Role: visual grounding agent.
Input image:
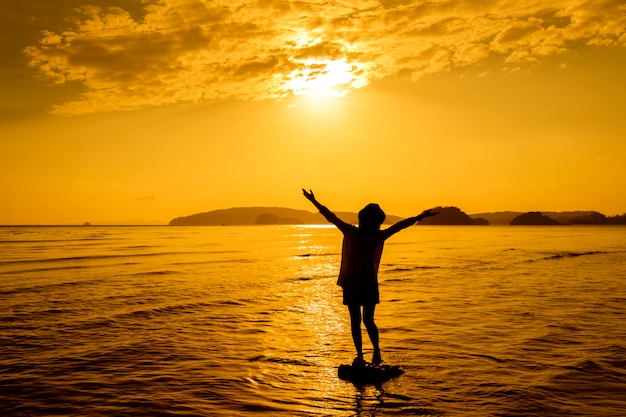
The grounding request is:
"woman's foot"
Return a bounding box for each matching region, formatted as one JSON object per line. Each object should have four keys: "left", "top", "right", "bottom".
{"left": 352, "top": 355, "right": 365, "bottom": 367}
{"left": 372, "top": 350, "right": 382, "bottom": 365}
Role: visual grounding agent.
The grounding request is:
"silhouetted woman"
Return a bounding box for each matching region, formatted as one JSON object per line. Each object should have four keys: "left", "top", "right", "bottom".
{"left": 302, "top": 189, "right": 437, "bottom": 365}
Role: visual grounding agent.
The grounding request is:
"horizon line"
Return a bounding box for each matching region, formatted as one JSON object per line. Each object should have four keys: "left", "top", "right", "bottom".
{"left": 2, "top": 206, "right": 624, "bottom": 227}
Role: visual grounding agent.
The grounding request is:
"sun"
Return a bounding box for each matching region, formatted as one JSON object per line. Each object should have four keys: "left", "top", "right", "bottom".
{"left": 280, "top": 31, "right": 371, "bottom": 100}
{"left": 284, "top": 58, "right": 370, "bottom": 98}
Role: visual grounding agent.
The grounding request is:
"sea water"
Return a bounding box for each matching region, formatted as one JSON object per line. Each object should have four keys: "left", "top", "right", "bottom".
{"left": 1, "top": 225, "right": 625, "bottom": 416}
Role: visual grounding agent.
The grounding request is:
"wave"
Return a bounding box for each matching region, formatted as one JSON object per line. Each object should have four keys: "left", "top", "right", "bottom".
{"left": 293, "top": 252, "right": 339, "bottom": 258}
{"left": 54, "top": 301, "right": 224, "bottom": 331}
{"left": 284, "top": 275, "right": 333, "bottom": 283}
{"left": 248, "top": 354, "right": 315, "bottom": 367}
{"left": 0, "top": 251, "right": 200, "bottom": 267}
{"left": 171, "top": 256, "right": 254, "bottom": 266}
{"left": 0, "top": 276, "right": 110, "bottom": 296}
{"left": 113, "top": 302, "right": 213, "bottom": 320}
{"left": 0, "top": 264, "right": 96, "bottom": 277}
{"left": 0, "top": 248, "right": 243, "bottom": 266}
{"left": 385, "top": 265, "right": 441, "bottom": 273}
{"left": 129, "top": 270, "right": 180, "bottom": 277}
{"left": 525, "top": 250, "right": 613, "bottom": 263}
{"left": 0, "top": 237, "right": 112, "bottom": 244}
{"left": 544, "top": 250, "right": 606, "bottom": 260}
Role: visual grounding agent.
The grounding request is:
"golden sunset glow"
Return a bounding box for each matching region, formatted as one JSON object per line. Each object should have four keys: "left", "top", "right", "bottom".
{"left": 1, "top": 1, "right": 626, "bottom": 224}
{"left": 282, "top": 33, "right": 369, "bottom": 97}
{"left": 285, "top": 58, "right": 368, "bottom": 97}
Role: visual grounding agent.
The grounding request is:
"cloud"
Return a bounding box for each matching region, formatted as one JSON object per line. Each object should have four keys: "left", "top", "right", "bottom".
{"left": 23, "top": 0, "right": 626, "bottom": 115}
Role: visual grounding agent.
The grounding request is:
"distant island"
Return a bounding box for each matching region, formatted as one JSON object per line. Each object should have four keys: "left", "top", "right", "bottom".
{"left": 169, "top": 206, "right": 488, "bottom": 226}
{"left": 418, "top": 206, "right": 488, "bottom": 225}
{"left": 169, "top": 207, "right": 405, "bottom": 226}
{"left": 510, "top": 212, "right": 561, "bottom": 225}
{"left": 509, "top": 211, "right": 626, "bottom": 225}
{"left": 170, "top": 207, "right": 626, "bottom": 226}
{"left": 473, "top": 210, "right": 626, "bottom": 225}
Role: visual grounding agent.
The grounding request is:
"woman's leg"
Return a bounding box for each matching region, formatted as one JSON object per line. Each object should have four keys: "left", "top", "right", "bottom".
{"left": 348, "top": 304, "right": 363, "bottom": 364}
{"left": 363, "top": 304, "right": 381, "bottom": 364}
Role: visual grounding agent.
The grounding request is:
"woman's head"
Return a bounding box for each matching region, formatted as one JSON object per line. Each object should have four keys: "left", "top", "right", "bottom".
{"left": 358, "top": 203, "right": 386, "bottom": 230}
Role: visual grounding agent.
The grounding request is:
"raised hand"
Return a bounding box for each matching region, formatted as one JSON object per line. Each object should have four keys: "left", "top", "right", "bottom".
{"left": 302, "top": 188, "right": 316, "bottom": 202}
{"left": 418, "top": 209, "right": 439, "bottom": 220}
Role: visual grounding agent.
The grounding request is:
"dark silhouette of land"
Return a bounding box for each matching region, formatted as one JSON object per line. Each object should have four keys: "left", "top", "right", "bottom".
{"left": 417, "top": 206, "right": 488, "bottom": 225}
{"left": 568, "top": 211, "right": 626, "bottom": 225}
{"left": 169, "top": 207, "right": 626, "bottom": 226}
{"left": 474, "top": 211, "right": 626, "bottom": 225}
{"left": 169, "top": 207, "right": 405, "bottom": 226}
{"left": 508, "top": 211, "right": 626, "bottom": 225}
{"left": 510, "top": 212, "right": 561, "bottom": 225}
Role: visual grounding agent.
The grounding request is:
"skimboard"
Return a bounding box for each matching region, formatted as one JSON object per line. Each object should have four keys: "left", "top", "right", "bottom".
{"left": 338, "top": 362, "right": 403, "bottom": 384}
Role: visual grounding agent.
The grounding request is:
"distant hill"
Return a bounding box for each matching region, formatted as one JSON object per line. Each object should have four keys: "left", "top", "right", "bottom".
{"left": 470, "top": 211, "right": 524, "bottom": 225}
{"left": 510, "top": 212, "right": 561, "bottom": 225}
{"left": 471, "top": 211, "right": 626, "bottom": 225}
{"left": 562, "top": 211, "right": 626, "bottom": 225}
{"left": 170, "top": 207, "right": 625, "bottom": 226}
{"left": 419, "top": 206, "right": 489, "bottom": 225}
{"left": 170, "top": 207, "right": 316, "bottom": 226}
{"left": 169, "top": 207, "right": 405, "bottom": 226}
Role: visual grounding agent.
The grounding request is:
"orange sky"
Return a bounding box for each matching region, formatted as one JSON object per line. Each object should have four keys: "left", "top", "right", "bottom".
{"left": 1, "top": 1, "right": 625, "bottom": 224}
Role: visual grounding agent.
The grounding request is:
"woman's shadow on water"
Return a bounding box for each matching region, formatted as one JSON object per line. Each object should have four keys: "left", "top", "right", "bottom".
{"left": 348, "top": 382, "right": 433, "bottom": 416}
{"left": 351, "top": 383, "right": 384, "bottom": 416}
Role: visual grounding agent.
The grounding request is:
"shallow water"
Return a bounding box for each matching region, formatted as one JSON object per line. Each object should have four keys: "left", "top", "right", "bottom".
{"left": 1, "top": 225, "right": 625, "bottom": 416}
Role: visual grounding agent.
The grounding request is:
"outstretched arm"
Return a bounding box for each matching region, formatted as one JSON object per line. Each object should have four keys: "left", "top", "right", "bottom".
{"left": 302, "top": 189, "right": 351, "bottom": 230}
{"left": 382, "top": 208, "right": 438, "bottom": 239}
